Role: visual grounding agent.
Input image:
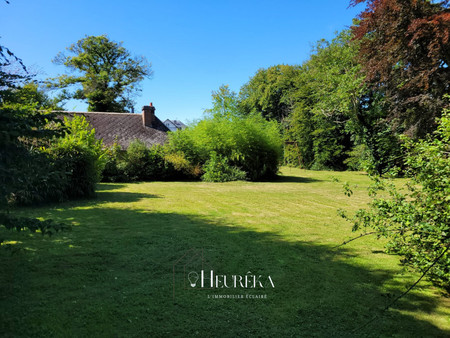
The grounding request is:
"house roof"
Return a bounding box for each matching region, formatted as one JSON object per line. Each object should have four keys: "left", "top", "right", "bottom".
{"left": 164, "top": 119, "right": 187, "bottom": 129}
{"left": 61, "top": 112, "right": 170, "bottom": 149}
{"left": 172, "top": 120, "right": 187, "bottom": 129}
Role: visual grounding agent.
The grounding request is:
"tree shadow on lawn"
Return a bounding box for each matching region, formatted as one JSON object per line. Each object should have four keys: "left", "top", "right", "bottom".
{"left": 82, "top": 184, "right": 161, "bottom": 206}
{"left": 273, "top": 175, "right": 322, "bottom": 184}
{"left": 96, "top": 183, "right": 128, "bottom": 191}
{"left": 1, "top": 206, "right": 448, "bottom": 337}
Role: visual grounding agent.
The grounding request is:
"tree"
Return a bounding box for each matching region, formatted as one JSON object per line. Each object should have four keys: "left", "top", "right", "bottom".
{"left": 239, "top": 64, "right": 302, "bottom": 122}
{"left": 341, "top": 105, "right": 450, "bottom": 291}
{"left": 204, "top": 85, "right": 240, "bottom": 119}
{"left": 50, "top": 35, "right": 152, "bottom": 112}
{"left": 1, "top": 82, "right": 63, "bottom": 110}
{"left": 281, "top": 29, "right": 404, "bottom": 173}
{"left": 351, "top": 0, "right": 450, "bottom": 136}
{"left": 0, "top": 45, "right": 30, "bottom": 90}
{"left": 0, "top": 45, "right": 68, "bottom": 239}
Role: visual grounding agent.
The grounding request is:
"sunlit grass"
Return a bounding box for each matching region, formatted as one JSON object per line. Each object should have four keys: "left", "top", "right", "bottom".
{"left": 0, "top": 167, "right": 449, "bottom": 337}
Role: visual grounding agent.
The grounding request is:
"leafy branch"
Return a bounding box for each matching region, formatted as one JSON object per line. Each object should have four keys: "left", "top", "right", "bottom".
{"left": 0, "top": 212, "right": 70, "bottom": 241}
{"left": 351, "top": 246, "right": 449, "bottom": 333}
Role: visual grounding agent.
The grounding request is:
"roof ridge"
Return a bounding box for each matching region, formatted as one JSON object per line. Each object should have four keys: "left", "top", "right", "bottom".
{"left": 55, "top": 111, "right": 137, "bottom": 116}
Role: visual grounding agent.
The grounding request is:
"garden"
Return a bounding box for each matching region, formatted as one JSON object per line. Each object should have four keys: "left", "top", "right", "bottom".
{"left": 1, "top": 168, "right": 449, "bottom": 337}
{"left": 1, "top": 0, "right": 449, "bottom": 336}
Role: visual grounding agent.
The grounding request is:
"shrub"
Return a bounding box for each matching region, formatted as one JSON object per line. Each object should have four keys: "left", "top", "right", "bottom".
{"left": 45, "top": 115, "right": 106, "bottom": 199}
{"left": 122, "top": 140, "right": 152, "bottom": 181}
{"left": 102, "top": 142, "right": 127, "bottom": 182}
{"left": 201, "top": 152, "right": 246, "bottom": 182}
{"left": 9, "top": 150, "right": 68, "bottom": 205}
{"left": 166, "top": 114, "right": 283, "bottom": 181}
{"left": 50, "top": 144, "right": 100, "bottom": 198}
{"left": 101, "top": 141, "right": 196, "bottom": 182}
{"left": 164, "top": 152, "right": 202, "bottom": 179}
{"left": 121, "top": 141, "right": 175, "bottom": 181}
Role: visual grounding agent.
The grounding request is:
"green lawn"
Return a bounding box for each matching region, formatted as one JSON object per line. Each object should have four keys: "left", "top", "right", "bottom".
{"left": 1, "top": 168, "right": 449, "bottom": 337}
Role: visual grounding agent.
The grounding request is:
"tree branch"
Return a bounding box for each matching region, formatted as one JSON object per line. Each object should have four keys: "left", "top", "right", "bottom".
{"left": 351, "top": 246, "right": 449, "bottom": 333}
{"left": 332, "top": 231, "right": 380, "bottom": 249}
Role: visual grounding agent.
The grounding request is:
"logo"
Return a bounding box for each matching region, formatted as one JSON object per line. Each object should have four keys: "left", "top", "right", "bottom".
{"left": 173, "top": 248, "right": 275, "bottom": 300}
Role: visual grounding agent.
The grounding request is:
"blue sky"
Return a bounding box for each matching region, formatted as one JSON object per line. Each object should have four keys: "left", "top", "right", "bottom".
{"left": 1, "top": 0, "right": 364, "bottom": 122}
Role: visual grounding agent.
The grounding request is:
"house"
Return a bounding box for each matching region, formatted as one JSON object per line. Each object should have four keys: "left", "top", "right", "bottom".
{"left": 62, "top": 103, "right": 169, "bottom": 149}
{"left": 163, "top": 119, "right": 187, "bottom": 132}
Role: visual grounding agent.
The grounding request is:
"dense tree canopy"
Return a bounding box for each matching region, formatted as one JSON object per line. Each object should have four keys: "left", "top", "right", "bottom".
{"left": 239, "top": 64, "right": 302, "bottom": 122}
{"left": 351, "top": 0, "right": 450, "bottom": 136}
{"left": 50, "top": 35, "right": 152, "bottom": 112}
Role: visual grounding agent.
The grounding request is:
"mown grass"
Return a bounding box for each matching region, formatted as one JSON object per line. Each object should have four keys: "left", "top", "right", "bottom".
{"left": 1, "top": 167, "right": 449, "bottom": 337}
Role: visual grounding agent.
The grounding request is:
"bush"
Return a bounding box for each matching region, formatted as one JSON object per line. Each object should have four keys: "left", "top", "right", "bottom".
{"left": 44, "top": 115, "right": 105, "bottom": 199}
{"left": 166, "top": 114, "right": 283, "bottom": 181}
{"left": 101, "top": 141, "right": 196, "bottom": 182}
{"left": 102, "top": 142, "right": 127, "bottom": 182}
{"left": 201, "top": 152, "right": 246, "bottom": 182}
{"left": 50, "top": 144, "right": 100, "bottom": 198}
{"left": 164, "top": 152, "right": 202, "bottom": 179}
{"left": 7, "top": 114, "right": 104, "bottom": 204}
{"left": 9, "top": 150, "right": 68, "bottom": 205}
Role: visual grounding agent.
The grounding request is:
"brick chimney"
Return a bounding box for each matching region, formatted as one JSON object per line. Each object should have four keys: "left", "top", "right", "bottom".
{"left": 142, "top": 102, "right": 155, "bottom": 127}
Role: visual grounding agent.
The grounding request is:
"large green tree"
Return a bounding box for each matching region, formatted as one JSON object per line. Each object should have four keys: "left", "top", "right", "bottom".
{"left": 283, "top": 31, "right": 363, "bottom": 170}
{"left": 239, "top": 64, "right": 302, "bottom": 122}
{"left": 51, "top": 35, "right": 152, "bottom": 112}
{"left": 351, "top": 0, "right": 450, "bottom": 136}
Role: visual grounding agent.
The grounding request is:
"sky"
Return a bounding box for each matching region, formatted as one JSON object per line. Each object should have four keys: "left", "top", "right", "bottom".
{"left": 0, "top": 0, "right": 364, "bottom": 123}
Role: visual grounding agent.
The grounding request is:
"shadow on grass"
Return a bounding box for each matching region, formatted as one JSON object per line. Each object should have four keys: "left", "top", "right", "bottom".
{"left": 1, "top": 205, "right": 448, "bottom": 337}
{"left": 96, "top": 183, "right": 128, "bottom": 191}
{"left": 273, "top": 175, "right": 322, "bottom": 184}
{"left": 93, "top": 190, "right": 161, "bottom": 204}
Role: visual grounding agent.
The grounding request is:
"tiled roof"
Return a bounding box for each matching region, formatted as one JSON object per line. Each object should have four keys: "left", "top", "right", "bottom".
{"left": 62, "top": 112, "right": 170, "bottom": 149}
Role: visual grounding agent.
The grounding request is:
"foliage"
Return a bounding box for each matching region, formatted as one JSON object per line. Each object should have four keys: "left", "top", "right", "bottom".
{"left": 302, "top": 30, "right": 365, "bottom": 119}
{"left": 120, "top": 140, "right": 166, "bottom": 181}
{"left": 201, "top": 151, "right": 246, "bottom": 182}
{"left": 0, "top": 213, "right": 69, "bottom": 236}
{"left": 50, "top": 35, "right": 152, "bottom": 112}
{"left": 44, "top": 115, "right": 106, "bottom": 199}
{"left": 167, "top": 90, "right": 283, "bottom": 181}
{"left": 278, "top": 29, "right": 404, "bottom": 173}
{"left": 239, "top": 65, "right": 302, "bottom": 122}
{"left": 163, "top": 152, "right": 202, "bottom": 179}
{"left": 0, "top": 45, "right": 69, "bottom": 238}
{"left": 101, "top": 141, "right": 195, "bottom": 182}
{"left": 342, "top": 109, "right": 450, "bottom": 291}
{"left": 283, "top": 31, "right": 362, "bottom": 170}
{"left": 0, "top": 44, "right": 31, "bottom": 89}
{"left": 204, "top": 85, "right": 241, "bottom": 119}
{"left": 0, "top": 99, "right": 64, "bottom": 207}
{"left": 102, "top": 142, "right": 128, "bottom": 182}
{"left": 284, "top": 104, "right": 314, "bottom": 169}
{"left": 351, "top": 0, "right": 450, "bottom": 136}
{"left": 1, "top": 82, "right": 63, "bottom": 110}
